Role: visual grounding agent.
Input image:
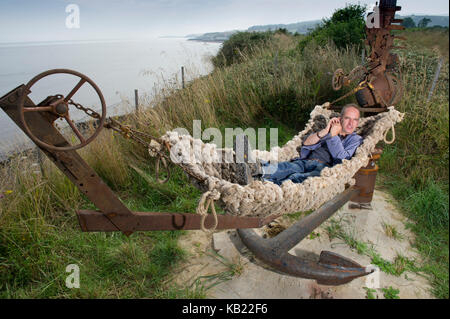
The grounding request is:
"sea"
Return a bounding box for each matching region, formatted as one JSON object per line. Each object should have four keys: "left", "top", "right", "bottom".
{"left": 0, "top": 38, "right": 221, "bottom": 161}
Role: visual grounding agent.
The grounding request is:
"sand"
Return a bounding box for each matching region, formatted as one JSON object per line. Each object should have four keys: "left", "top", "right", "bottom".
{"left": 171, "top": 190, "right": 434, "bottom": 299}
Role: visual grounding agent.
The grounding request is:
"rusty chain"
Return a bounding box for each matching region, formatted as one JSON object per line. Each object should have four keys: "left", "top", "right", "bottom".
{"left": 68, "top": 99, "right": 102, "bottom": 120}
{"left": 330, "top": 78, "right": 373, "bottom": 105}
{"left": 68, "top": 100, "right": 208, "bottom": 184}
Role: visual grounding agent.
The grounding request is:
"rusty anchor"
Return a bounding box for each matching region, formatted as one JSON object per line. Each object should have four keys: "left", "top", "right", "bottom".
{"left": 238, "top": 187, "right": 372, "bottom": 286}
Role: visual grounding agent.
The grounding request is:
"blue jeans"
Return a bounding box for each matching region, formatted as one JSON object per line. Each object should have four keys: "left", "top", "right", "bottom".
{"left": 261, "top": 159, "right": 327, "bottom": 186}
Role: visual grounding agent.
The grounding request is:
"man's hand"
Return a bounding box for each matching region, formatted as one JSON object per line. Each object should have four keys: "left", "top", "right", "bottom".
{"left": 304, "top": 117, "right": 340, "bottom": 146}
{"left": 319, "top": 117, "right": 339, "bottom": 137}
{"left": 330, "top": 122, "right": 342, "bottom": 137}
{"left": 329, "top": 117, "right": 340, "bottom": 127}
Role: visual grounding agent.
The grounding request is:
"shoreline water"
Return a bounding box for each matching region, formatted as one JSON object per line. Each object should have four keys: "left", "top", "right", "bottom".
{"left": 0, "top": 100, "right": 129, "bottom": 163}
{"left": 0, "top": 38, "right": 222, "bottom": 161}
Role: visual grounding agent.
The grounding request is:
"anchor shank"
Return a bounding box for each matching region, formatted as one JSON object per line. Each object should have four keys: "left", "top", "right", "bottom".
{"left": 270, "top": 186, "right": 360, "bottom": 252}
{"left": 237, "top": 186, "right": 368, "bottom": 285}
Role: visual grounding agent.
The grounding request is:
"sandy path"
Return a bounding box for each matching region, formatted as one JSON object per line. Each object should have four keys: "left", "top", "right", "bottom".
{"left": 172, "top": 190, "right": 434, "bottom": 299}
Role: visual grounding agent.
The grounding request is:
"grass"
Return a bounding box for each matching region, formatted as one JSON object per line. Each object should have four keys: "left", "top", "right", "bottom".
{"left": 377, "top": 178, "right": 449, "bottom": 299}
{"left": 364, "top": 286, "right": 401, "bottom": 300}
{"left": 376, "top": 33, "right": 449, "bottom": 298}
{"left": 0, "top": 132, "right": 201, "bottom": 298}
{"left": 396, "top": 28, "right": 449, "bottom": 61}
{"left": 0, "top": 219, "right": 189, "bottom": 298}
{"left": 188, "top": 250, "right": 244, "bottom": 292}
{"left": 134, "top": 35, "right": 362, "bottom": 134}
{"left": 381, "top": 286, "right": 400, "bottom": 299}
{"left": 382, "top": 222, "right": 404, "bottom": 241}
{"left": 364, "top": 287, "right": 377, "bottom": 299}
{"left": 325, "top": 217, "right": 422, "bottom": 277}
{"left": 1, "top": 28, "right": 448, "bottom": 298}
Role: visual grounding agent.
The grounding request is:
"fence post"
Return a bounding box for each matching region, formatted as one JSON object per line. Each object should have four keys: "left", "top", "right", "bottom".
{"left": 273, "top": 51, "right": 279, "bottom": 92}
{"left": 427, "top": 57, "right": 444, "bottom": 102}
{"left": 274, "top": 51, "right": 278, "bottom": 76}
{"left": 134, "top": 89, "right": 139, "bottom": 112}
{"left": 181, "top": 66, "right": 185, "bottom": 89}
{"left": 35, "top": 147, "right": 45, "bottom": 176}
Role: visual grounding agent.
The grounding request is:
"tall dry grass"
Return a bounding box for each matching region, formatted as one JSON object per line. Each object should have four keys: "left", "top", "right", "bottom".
{"left": 380, "top": 46, "right": 449, "bottom": 185}
{"left": 131, "top": 37, "right": 362, "bottom": 137}
{"left": 399, "top": 28, "right": 449, "bottom": 61}
{"left": 377, "top": 31, "right": 449, "bottom": 298}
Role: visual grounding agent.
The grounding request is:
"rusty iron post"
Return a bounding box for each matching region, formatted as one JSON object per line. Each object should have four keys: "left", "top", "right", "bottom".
{"left": 332, "top": 0, "right": 405, "bottom": 111}
{"left": 181, "top": 66, "right": 185, "bottom": 89}
{"left": 350, "top": 149, "right": 383, "bottom": 209}
{"left": 356, "top": 0, "right": 404, "bottom": 109}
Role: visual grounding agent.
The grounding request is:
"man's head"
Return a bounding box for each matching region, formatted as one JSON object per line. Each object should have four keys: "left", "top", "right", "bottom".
{"left": 340, "top": 104, "right": 360, "bottom": 136}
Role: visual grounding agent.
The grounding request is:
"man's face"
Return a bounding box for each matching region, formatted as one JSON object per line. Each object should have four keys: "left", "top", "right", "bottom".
{"left": 340, "top": 107, "right": 360, "bottom": 135}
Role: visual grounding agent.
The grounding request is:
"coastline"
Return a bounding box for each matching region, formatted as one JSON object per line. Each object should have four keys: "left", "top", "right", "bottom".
{"left": 187, "top": 39, "right": 225, "bottom": 43}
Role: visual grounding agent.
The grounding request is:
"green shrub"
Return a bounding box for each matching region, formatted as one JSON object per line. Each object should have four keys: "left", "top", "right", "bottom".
{"left": 212, "top": 31, "right": 274, "bottom": 68}
{"left": 298, "top": 4, "right": 366, "bottom": 51}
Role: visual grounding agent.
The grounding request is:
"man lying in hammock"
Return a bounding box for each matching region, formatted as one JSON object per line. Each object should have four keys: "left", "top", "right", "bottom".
{"left": 237, "top": 104, "right": 363, "bottom": 185}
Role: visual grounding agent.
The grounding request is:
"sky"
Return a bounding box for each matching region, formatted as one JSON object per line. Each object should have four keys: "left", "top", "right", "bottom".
{"left": 0, "top": 0, "right": 449, "bottom": 43}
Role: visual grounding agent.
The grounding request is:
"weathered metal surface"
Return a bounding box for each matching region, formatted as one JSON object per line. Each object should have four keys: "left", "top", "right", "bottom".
{"left": 352, "top": 166, "right": 379, "bottom": 204}
{"left": 332, "top": 0, "right": 404, "bottom": 111}
{"left": 358, "top": 0, "right": 404, "bottom": 109}
{"left": 77, "top": 210, "right": 279, "bottom": 232}
{"left": 237, "top": 187, "right": 371, "bottom": 285}
{"left": 17, "top": 69, "right": 107, "bottom": 151}
{"left": 352, "top": 149, "right": 382, "bottom": 204}
{"left": 1, "top": 84, "right": 283, "bottom": 235}
{"left": 330, "top": 106, "right": 389, "bottom": 114}
{"left": 1, "top": 85, "right": 138, "bottom": 236}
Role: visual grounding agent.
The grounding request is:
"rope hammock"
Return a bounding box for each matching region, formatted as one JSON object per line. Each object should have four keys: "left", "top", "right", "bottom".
{"left": 148, "top": 103, "right": 404, "bottom": 231}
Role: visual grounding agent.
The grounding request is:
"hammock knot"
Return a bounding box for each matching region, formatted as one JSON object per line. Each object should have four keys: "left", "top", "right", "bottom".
{"left": 196, "top": 189, "right": 221, "bottom": 234}
{"left": 148, "top": 139, "right": 162, "bottom": 157}
{"left": 383, "top": 124, "right": 396, "bottom": 145}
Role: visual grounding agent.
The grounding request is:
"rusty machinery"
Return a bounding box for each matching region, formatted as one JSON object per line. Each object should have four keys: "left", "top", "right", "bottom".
{"left": 331, "top": 0, "right": 405, "bottom": 112}
{"left": 0, "top": 2, "right": 406, "bottom": 286}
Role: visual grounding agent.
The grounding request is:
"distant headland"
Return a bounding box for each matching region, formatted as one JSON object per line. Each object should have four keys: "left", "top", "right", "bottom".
{"left": 185, "top": 15, "right": 449, "bottom": 42}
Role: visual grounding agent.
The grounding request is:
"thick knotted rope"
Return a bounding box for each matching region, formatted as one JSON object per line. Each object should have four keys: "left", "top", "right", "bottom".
{"left": 383, "top": 124, "right": 396, "bottom": 145}
{"left": 155, "top": 156, "right": 170, "bottom": 184}
{"left": 196, "top": 189, "right": 221, "bottom": 233}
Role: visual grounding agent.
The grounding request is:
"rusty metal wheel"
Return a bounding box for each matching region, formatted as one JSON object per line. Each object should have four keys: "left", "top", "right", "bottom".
{"left": 17, "top": 69, "right": 107, "bottom": 151}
